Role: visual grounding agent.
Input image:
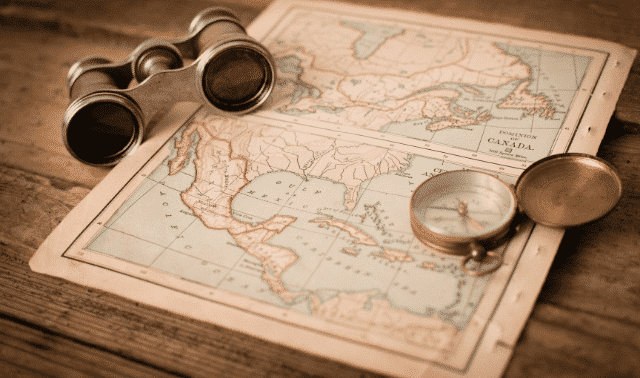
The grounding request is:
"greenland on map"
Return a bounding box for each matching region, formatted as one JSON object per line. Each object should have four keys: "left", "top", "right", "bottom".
{"left": 30, "top": 1, "right": 634, "bottom": 377}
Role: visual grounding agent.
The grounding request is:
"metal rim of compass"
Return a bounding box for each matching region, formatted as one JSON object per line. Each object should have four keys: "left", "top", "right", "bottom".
{"left": 409, "top": 169, "right": 518, "bottom": 256}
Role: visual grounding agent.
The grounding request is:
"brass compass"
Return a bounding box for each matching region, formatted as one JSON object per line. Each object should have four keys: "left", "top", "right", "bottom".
{"left": 410, "top": 153, "right": 622, "bottom": 276}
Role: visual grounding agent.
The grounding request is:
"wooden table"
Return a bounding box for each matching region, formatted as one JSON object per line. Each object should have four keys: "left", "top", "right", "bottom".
{"left": 1, "top": 0, "right": 639, "bottom": 377}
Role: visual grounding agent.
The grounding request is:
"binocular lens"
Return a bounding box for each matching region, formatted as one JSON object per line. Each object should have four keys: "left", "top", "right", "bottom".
{"left": 202, "top": 47, "right": 273, "bottom": 112}
{"left": 64, "top": 95, "right": 142, "bottom": 166}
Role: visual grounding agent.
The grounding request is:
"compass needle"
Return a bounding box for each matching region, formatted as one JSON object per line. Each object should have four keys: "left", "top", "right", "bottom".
{"left": 464, "top": 214, "right": 485, "bottom": 231}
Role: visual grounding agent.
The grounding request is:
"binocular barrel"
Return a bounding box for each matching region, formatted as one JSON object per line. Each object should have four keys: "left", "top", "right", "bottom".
{"left": 63, "top": 7, "right": 276, "bottom": 166}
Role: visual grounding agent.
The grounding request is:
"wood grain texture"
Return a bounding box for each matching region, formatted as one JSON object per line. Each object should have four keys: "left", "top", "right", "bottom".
{"left": 1, "top": 0, "right": 640, "bottom": 377}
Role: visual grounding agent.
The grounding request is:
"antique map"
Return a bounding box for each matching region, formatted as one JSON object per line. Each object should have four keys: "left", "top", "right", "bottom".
{"left": 30, "top": 1, "right": 635, "bottom": 377}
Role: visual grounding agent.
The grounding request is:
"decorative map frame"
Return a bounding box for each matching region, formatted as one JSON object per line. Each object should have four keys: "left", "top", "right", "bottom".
{"left": 31, "top": 1, "right": 635, "bottom": 377}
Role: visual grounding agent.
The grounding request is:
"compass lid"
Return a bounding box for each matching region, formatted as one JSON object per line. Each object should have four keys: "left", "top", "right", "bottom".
{"left": 515, "top": 153, "right": 622, "bottom": 228}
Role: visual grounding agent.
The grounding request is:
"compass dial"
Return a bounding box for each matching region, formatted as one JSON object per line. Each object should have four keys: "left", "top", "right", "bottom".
{"left": 410, "top": 170, "right": 517, "bottom": 253}
{"left": 420, "top": 191, "right": 508, "bottom": 237}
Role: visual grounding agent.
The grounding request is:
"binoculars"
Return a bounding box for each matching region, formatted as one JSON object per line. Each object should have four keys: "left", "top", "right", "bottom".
{"left": 63, "top": 7, "right": 276, "bottom": 166}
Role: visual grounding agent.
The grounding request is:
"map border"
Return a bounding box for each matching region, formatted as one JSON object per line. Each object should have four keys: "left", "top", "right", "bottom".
{"left": 30, "top": 1, "right": 636, "bottom": 377}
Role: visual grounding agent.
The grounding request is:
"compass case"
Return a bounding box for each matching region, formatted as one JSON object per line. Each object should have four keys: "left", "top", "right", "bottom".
{"left": 515, "top": 153, "right": 622, "bottom": 228}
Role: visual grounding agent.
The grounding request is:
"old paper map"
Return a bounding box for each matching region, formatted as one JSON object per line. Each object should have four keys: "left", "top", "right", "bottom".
{"left": 30, "top": 1, "right": 635, "bottom": 377}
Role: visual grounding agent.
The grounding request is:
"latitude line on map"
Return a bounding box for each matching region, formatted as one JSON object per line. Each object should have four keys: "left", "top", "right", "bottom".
{"left": 252, "top": 114, "right": 529, "bottom": 171}
{"left": 92, "top": 225, "right": 248, "bottom": 280}
{"left": 87, "top": 226, "right": 177, "bottom": 264}
{"left": 231, "top": 189, "right": 417, "bottom": 245}
{"left": 148, "top": 171, "right": 418, "bottom": 252}
{"left": 146, "top": 217, "right": 199, "bottom": 267}
{"left": 96, "top": 165, "right": 418, "bottom": 268}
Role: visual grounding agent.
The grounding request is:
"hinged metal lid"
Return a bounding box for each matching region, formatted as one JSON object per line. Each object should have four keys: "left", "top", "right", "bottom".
{"left": 514, "top": 153, "right": 622, "bottom": 228}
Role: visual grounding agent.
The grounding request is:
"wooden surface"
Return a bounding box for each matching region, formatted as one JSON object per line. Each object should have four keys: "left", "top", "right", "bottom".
{"left": 1, "top": 0, "right": 640, "bottom": 377}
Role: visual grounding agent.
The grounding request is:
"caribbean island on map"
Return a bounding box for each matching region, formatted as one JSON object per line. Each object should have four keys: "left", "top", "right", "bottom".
{"left": 30, "top": 1, "right": 635, "bottom": 377}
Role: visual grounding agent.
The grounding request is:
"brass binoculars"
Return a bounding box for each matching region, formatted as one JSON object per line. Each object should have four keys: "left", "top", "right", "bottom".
{"left": 63, "top": 7, "right": 276, "bottom": 166}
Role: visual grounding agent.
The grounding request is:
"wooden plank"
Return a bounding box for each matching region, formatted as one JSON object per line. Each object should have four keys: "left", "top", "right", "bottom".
{"left": 0, "top": 25, "right": 132, "bottom": 187}
{"left": 614, "top": 71, "right": 640, "bottom": 127}
{"left": 536, "top": 131, "right": 640, "bottom": 324}
{"left": 505, "top": 304, "right": 640, "bottom": 378}
{"left": 0, "top": 0, "right": 268, "bottom": 39}
{"left": 0, "top": 314, "right": 179, "bottom": 378}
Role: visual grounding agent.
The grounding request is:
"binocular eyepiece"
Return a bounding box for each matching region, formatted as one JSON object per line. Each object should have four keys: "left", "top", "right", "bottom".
{"left": 63, "top": 7, "right": 276, "bottom": 166}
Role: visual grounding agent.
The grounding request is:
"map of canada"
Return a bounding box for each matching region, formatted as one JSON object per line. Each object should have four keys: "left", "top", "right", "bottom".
{"left": 263, "top": 10, "right": 595, "bottom": 163}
